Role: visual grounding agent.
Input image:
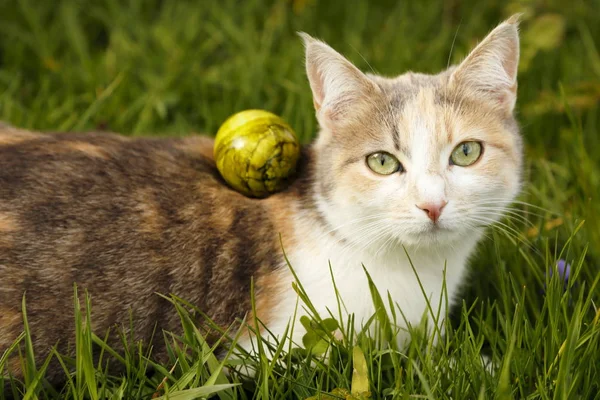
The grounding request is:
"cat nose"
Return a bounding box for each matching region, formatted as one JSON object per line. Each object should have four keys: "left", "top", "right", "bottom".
{"left": 416, "top": 201, "right": 448, "bottom": 223}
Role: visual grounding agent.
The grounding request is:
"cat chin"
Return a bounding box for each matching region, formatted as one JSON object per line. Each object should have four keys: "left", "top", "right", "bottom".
{"left": 393, "top": 225, "right": 482, "bottom": 248}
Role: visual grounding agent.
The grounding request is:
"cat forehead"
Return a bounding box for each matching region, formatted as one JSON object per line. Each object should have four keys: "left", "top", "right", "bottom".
{"left": 369, "top": 71, "right": 450, "bottom": 110}
{"left": 329, "top": 69, "right": 512, "bottom": 154}
{"left": 344, "top": 72, "right": 510, "bottom": 157}
{"left": 364, "top": 74, "right": 452, "bottom": 146}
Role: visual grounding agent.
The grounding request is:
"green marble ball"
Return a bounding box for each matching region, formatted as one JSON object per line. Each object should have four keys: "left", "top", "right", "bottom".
{"left": 214, "top": 110, "right": 300, "bottom": 198}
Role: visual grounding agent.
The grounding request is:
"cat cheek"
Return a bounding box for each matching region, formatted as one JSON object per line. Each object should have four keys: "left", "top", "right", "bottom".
{"left": 475, "top": 153, "right": 519, "bottom": 190}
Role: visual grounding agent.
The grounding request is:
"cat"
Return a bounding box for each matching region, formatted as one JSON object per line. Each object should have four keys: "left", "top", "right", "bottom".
{"left": 0, "top": 16, "right": 522, "bottom": 386}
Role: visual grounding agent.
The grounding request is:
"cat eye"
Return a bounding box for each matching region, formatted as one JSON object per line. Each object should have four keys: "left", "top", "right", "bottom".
{"left": 450, "top": 141, "right": 482, "bottom": 167}
{"left": 366, "top": 152, "right": 403, "bottom": 175}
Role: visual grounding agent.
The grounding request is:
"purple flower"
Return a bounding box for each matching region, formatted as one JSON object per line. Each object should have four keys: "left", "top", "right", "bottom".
{"left": 554, "top": 259, "right": 571, "bottom": 282}
{"left": 541, "top": 259, "right": 572, "bottom": 296}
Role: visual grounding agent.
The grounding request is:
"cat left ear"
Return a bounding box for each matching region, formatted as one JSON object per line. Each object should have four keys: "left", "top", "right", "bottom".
{"left": 449, "top": 15, "right": 521, "bottom": 114}
{"left": 299, "top": 32, "right": 380, "bottom": 127}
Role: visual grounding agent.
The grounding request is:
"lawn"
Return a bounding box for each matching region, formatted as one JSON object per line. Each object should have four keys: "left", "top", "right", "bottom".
{"left": 1, "top": 0, "right": 600, "bottom": 398}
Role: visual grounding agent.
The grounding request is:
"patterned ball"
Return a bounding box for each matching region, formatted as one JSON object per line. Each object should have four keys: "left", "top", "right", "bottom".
{"left": 214, "top": 110, "right": 300, "bottom": 198}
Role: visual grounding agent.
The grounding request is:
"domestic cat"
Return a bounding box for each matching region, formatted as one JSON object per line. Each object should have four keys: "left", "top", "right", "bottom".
{"left": 0, "top": 16, "right": 522, "bottom": 385}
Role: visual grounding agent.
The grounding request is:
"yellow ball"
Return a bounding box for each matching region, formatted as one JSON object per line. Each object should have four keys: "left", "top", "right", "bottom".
{"left": 214, "top": 110, "right": 300, "bottom": 198}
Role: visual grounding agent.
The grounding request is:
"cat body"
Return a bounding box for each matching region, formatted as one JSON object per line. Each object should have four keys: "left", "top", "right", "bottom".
{"left": 0, "top": 17, "right": 522, "bottom": 383}
{"left": 0, "top": 129, "right": 289, "bottom": 379}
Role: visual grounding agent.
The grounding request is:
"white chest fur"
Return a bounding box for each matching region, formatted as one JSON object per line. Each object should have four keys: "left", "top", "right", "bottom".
{"left": 266, "top": 228, "right": 481, "bottom": 348}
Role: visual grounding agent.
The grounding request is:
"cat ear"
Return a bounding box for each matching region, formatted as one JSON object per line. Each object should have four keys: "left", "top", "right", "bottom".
{"left": 299, "top": 33, "right": 380, "bottom": 127}
{"left": 449, "top": 15, "right": 520, "bottom": 114}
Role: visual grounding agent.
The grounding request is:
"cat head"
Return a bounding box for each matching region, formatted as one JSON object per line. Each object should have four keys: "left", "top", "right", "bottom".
{"left": 301, "top": 16, "right": 523, "bottom": 249}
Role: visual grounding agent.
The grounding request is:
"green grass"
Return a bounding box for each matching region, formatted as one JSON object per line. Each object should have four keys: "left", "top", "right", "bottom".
{"left": 1, "top": 0, "right": 600, "bottom": 398}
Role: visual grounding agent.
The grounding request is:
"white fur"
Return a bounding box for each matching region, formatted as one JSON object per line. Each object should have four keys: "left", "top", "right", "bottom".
{"left": 264, "top": 207, "right": 482, "bottom": 349}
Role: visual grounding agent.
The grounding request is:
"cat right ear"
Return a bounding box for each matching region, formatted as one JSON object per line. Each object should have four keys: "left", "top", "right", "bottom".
{"left": 299, "top": 33, "right": 380, "bottom": 128}
{"left": 448, "top": 15, "right": 520, "bottom": 114}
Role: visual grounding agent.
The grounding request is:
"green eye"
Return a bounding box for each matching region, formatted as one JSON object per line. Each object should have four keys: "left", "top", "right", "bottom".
{"left": 366, "top": 152, "right": 403, "bottom": 175}
{"left": 450, "top": 141, "right": 482, "bottom": 166}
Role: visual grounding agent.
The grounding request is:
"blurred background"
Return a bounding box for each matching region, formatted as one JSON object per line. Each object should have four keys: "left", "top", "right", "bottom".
{"left": 0, "top": 0, "right": 598, "bottom": 311}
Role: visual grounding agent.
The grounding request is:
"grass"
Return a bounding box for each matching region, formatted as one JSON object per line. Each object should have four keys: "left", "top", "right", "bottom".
{"left": 1, "top": 0, "right": 600, "bottom": 398}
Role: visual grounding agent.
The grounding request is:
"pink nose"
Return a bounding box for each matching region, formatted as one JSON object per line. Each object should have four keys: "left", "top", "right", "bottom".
{"left": 416, "top": 201, "right": 447, "bottom": 223}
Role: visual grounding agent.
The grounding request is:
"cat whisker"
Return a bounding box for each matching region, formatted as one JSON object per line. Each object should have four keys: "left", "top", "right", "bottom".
{"left": 471, "top": 198, "right": 557, "bottom": 215}
{"left": 474, "top": 205, "right": 543, "bottom": 218}
{"left": 463, "top": 222, "right": 492, "bottom": 242}
{"left": 463, "top": 215, "right": 541, "bottom": 255}
{"left": 312, "top": 213, "right": 391, "bottom": 242}
{"left": 374, "top": 228, "right": 400, "bottom": 258}
{"left": 329, "top": 220, "right": 393, "bottom": 260}
{"left": 473, "top": 209, "right": 534, "bottom": 226}
{"left": 450, "top": 206, "right": 533, "bottom": 227}
{"left": 466, "top": 215, "right": 527, "bottom": 237}
{"left": 468, "top": 206, "right": 546, "bottom": 219}
{"left": 454, "top": 203, "right": 546, "bottom": 221}
{"left": 443, "top": 21, "right": 462, "bottom": 128}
